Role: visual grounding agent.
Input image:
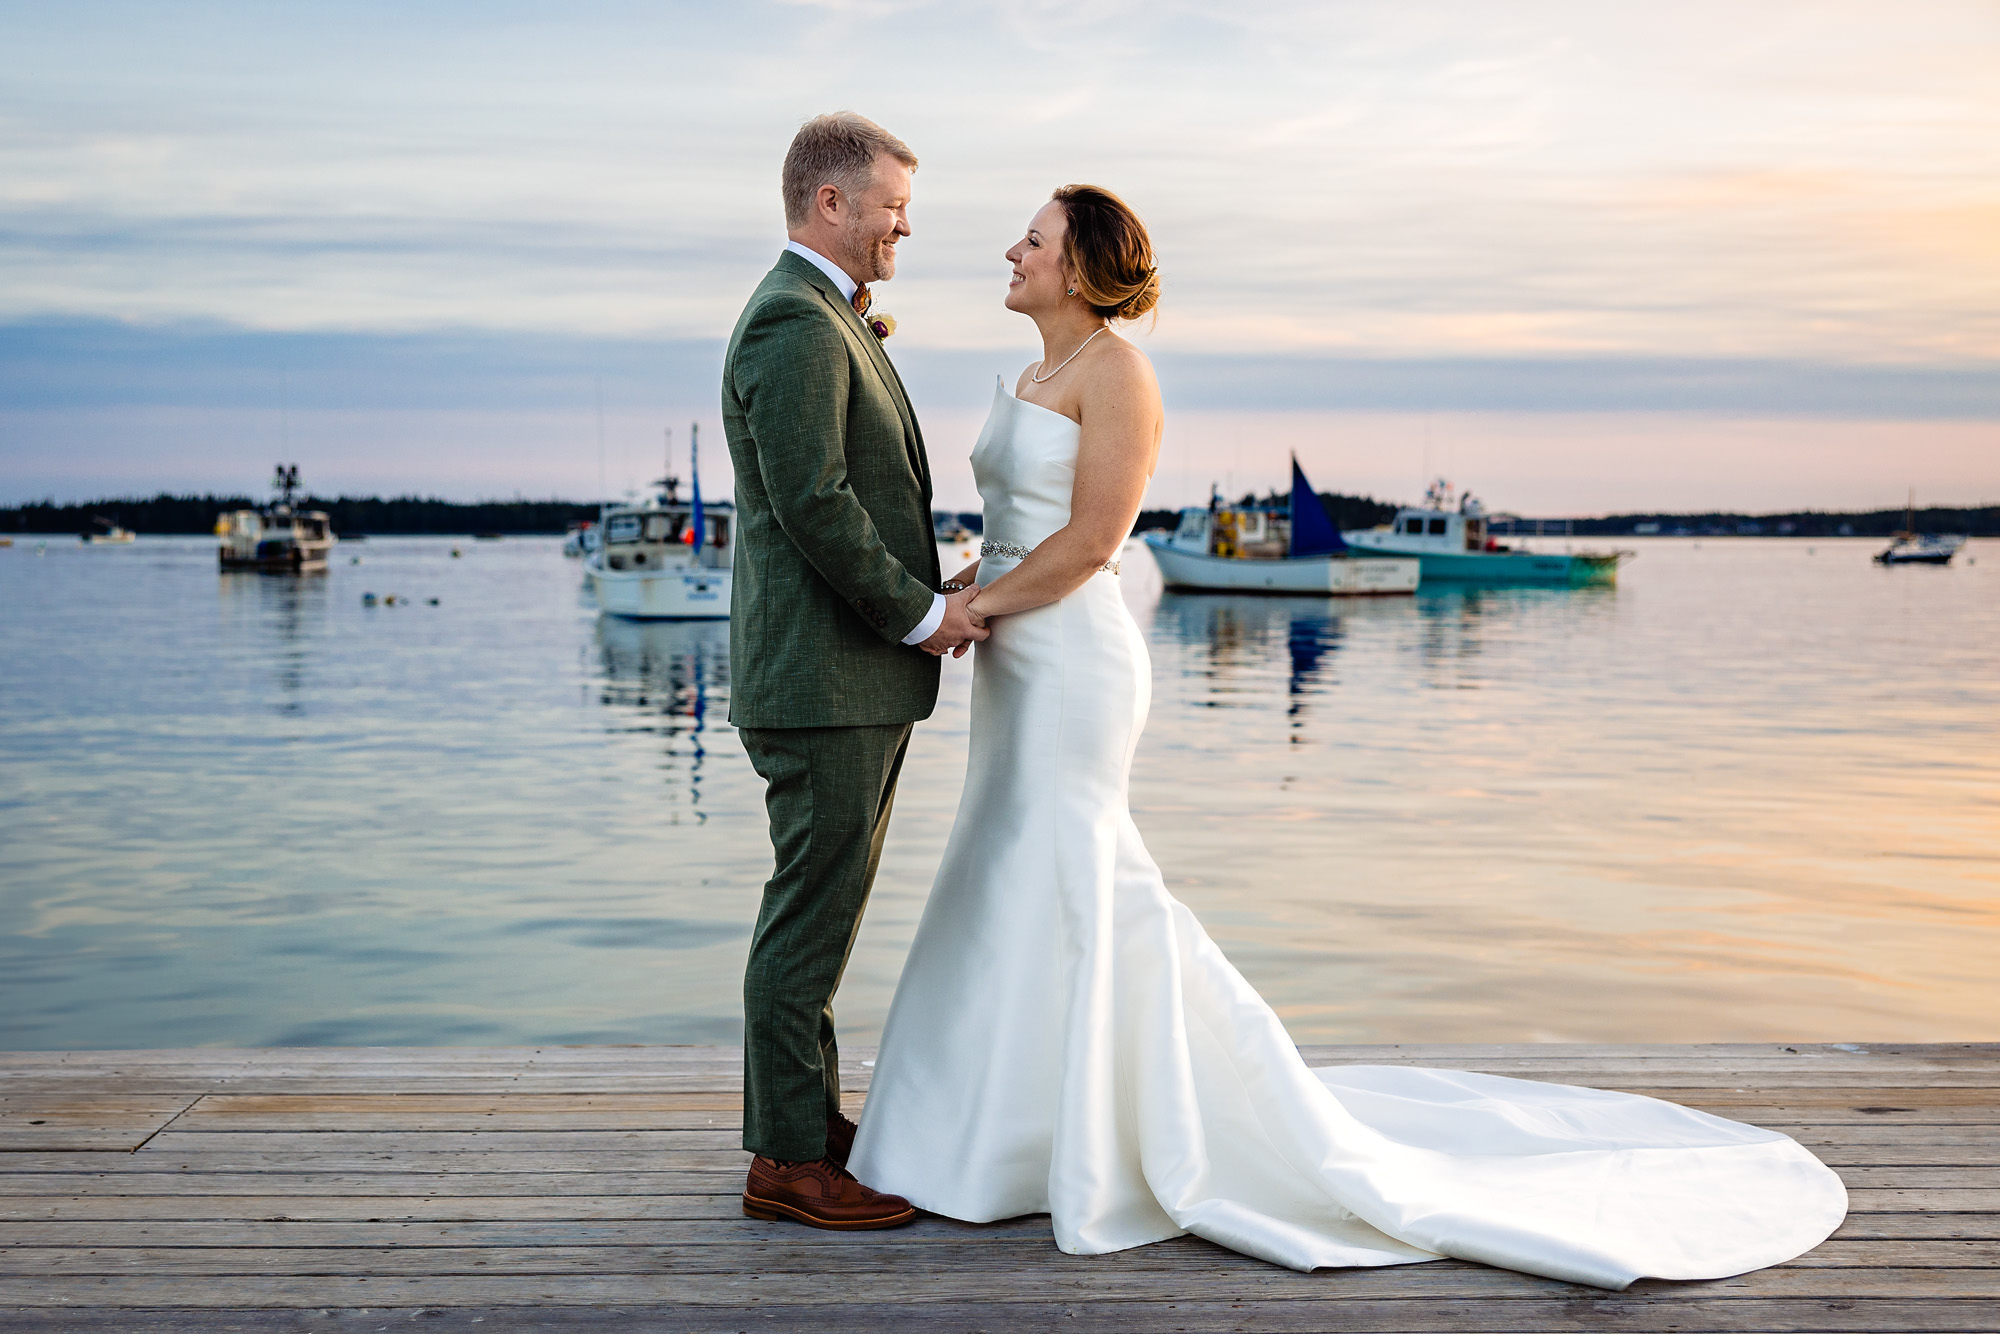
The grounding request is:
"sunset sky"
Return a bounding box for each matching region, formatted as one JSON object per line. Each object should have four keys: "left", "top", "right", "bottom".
{"left": 3, "top": 0, "right": 1997, "bottom": 512}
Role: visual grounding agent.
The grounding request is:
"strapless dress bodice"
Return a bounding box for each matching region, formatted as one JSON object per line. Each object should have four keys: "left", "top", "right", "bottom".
{"left": 971, "top": 378, "right": 1079, "bottom": 552}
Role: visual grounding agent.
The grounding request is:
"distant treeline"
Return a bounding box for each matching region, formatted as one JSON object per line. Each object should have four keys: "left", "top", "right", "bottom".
{"left": 1511, "top": 507, "right": 2000, "bottom": 538}
{"left": 1134, "top": 491, "right": 1402, "bottom": 533}
{"left": 7, "top": 492, "right": 1995, "bottom": 539}
{"left": 2, "top": 494, "right": 601, "bottom": 536}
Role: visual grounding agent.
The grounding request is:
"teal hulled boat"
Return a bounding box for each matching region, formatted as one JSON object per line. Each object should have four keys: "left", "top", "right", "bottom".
{"left": 1343, "top": 480, "right": 1628, "bottom": 586}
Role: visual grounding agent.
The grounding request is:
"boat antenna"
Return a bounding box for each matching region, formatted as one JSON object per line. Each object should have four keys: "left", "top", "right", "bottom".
{"left": 656, "top": 426, "right": 680, "bottom": 504}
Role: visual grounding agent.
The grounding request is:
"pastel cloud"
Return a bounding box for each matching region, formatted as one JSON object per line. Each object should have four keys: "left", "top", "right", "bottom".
{"left": 0, "top": 0, "right": 1994, "bottom": 360}
{"left": 2, "top": 1, "right": 1997, "bottom": 507}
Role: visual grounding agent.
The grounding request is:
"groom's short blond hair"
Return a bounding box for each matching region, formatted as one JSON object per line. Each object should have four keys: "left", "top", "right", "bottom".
{"left": 782, "top": 113, "right": 918, "bottom": 228}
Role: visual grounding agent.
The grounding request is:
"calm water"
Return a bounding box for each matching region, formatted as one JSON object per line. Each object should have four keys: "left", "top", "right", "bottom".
{"left": 2, "top": 534, "right": 1995, "bottom": 1049}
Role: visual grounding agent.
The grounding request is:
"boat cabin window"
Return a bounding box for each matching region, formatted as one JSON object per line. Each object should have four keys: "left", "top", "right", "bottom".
{"left": 643, "top": 514, "right": 672, "bottom": 542}
{"left": 1403, "top": 518, "right": 1424, "bottom": 535}
{"left": 606, "top": 514, "right": 641, "bottom": 544}
{"left": 1427, "top": 518, "right": 1448, "bottom": 535}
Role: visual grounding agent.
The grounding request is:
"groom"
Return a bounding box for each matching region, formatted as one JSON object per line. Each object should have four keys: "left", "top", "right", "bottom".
{"left": 720, "top": 112, "right": 985, "bottom": 1229}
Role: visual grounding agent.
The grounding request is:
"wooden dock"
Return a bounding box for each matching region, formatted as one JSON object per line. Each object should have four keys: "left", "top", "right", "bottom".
{"left": 1, "top": 1043, "right": 1994, "bottom": 1331}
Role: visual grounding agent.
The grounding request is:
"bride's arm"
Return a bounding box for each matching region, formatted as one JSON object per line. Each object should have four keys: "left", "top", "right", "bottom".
{"left": 967, "top": 347, "right": 1161, "bottom": 620}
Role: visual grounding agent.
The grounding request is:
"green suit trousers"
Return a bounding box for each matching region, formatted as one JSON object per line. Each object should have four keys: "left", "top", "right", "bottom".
{"left": 737, "top": 721, "right": 913, "bottom": 1161}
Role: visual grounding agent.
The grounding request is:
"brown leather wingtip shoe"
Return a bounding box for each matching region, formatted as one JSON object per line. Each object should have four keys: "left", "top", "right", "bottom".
{"left": 742, "top": 1155, "right": 917, "bottom": 1231}
{"left": 825, "top": 1111, "right": 859, "bottom": 1168}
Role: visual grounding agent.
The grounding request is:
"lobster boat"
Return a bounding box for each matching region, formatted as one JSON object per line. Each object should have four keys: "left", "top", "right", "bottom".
{"left": 216, "top": 465, "right": 335, "bottom": 573}
{"left": 1344, "top": 480, "right": 1627, "bottom": 586}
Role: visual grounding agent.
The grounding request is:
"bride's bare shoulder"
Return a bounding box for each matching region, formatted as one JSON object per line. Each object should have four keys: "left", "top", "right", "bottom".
{"left": 1080, "top": 335, "right": 1159, "bottom": 405}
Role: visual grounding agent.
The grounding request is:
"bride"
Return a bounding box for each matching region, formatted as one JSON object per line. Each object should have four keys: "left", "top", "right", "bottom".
{"left": 846, "top": 184, "right": 1849, "bottom": 1289}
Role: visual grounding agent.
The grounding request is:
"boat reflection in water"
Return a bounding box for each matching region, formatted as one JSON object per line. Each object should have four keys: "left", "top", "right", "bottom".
{"left": 593, "top": 616, "right": 731, "bottom": 823}
{"left": 1148, "top": 581, "right": 1618, "bottom": 731}
{"left": 217, "top": 560, "right": 328, "bottom": 716}
{"left": 1148, "top": 594, "right": 1402, "bottom": 735}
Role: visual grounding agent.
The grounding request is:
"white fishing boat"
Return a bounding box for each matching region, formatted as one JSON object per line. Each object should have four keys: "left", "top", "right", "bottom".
{"left": 79, "top": 517, "right": 136, "bottom": 544}
{"left": 1144, "top": 458, "right": 1420, "bottom": 596}
{"left": 216, "top": 465, "right": 335, "bottom": 573}
{"left": 583, "top": 424, "right": 733, "bottom": 620}
{"left": 562, "top": 520, "right": 599, "bottom": 558}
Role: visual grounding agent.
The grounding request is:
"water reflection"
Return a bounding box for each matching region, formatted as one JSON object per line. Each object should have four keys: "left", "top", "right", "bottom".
{"left": 1407, "top": 585, "right": 1619, "bottom": 689}
{"left": 592, "top": 617, "right": 731, "bottom": 822}
{"left": 6, "top": 536, "right": 1996, "bottom": 1049}
{"left": 1152, "top": 593, "right": 1413, "bottom": 722}
{"left": 219, "top": 570, "right": 327, "bottom": 716}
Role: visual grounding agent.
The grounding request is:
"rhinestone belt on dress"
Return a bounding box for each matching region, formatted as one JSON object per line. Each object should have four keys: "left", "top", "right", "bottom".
{"left": 981, "top": 539, "right": 1119, "bottom": 575}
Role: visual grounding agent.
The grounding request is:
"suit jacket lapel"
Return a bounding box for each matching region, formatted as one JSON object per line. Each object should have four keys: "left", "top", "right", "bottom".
{"left": 776, "top": 253, "right": 928, "bottom": 490}
{"left": 863, "top": 329, "right": 932, "bottom": 500}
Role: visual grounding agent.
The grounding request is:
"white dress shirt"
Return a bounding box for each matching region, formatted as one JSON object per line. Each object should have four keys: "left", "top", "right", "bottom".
{"left": 783, "top": 240, "right": 946, "bottom": 647}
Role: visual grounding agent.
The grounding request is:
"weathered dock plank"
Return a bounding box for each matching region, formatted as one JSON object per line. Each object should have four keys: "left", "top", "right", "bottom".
{"left": 0, "top": 1043, "right": 1993, "bottom": 1332}
{"left": 2, "top": 1300, "right": 1997, "bottom": 1334}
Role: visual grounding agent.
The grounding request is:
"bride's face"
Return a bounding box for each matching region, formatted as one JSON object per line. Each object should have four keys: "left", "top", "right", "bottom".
{"left": 1004, "top": 201, "right": 1071, "bottom": 314}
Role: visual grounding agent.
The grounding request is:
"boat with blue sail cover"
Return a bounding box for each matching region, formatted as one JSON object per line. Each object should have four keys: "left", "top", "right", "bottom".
{"left": 1143, "top": 458, "right": 1420, "bottom": 595}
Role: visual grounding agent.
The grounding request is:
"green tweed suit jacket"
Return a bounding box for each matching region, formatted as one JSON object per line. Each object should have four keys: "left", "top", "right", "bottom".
{"left": 721, "top": 250, "right": 943, "bottom": 729}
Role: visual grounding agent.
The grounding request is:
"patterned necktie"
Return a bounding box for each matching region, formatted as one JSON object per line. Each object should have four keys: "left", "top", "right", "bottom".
{"left": 851, "top": 284, "right": 871, "bottom": 317}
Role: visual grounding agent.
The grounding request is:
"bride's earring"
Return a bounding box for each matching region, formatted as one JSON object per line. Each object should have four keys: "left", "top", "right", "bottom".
{"left": 1066, "top": 286, "right": 1077, "bottom": 297}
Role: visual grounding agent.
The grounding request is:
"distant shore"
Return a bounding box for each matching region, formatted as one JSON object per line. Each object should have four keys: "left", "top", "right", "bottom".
{"left": 5, "top": 492, "right": 1997, "bottom": 539}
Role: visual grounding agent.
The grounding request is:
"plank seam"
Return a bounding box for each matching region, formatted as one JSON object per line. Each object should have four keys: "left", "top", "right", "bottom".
{"left": 129, "top": 1096, "right": 206, "bottom": 1155}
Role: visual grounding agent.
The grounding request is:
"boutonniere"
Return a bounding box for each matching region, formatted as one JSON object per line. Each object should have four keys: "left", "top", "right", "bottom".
{"left": 867, "top": 311, "right": 896, "bottom": 341}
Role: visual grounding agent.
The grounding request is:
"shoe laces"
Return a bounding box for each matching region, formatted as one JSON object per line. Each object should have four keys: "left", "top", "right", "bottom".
{"left": 772, "top": 1154, "right": 855, "bottom": 1181}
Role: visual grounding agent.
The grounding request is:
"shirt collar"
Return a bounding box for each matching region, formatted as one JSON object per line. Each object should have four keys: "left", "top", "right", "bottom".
{"left": 784, "top": 240, "right": 859, "bottom": 303}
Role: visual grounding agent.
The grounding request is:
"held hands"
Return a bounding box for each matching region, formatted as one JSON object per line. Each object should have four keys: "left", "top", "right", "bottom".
{"left": 919, "top": 585, "right": 989, "bottom": 657}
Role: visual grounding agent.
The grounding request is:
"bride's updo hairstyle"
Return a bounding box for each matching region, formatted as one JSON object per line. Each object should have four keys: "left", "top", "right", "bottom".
{"left": 1051, "top": 184, "right": 1160, "bottom": 324}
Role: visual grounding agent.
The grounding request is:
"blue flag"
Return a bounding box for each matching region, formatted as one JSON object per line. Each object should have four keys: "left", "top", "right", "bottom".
{"left": 1289, "top": 455, "right": 1347, "bottom": 557}
{"left": 689, "top": 424, "right": 706, "bottom": 553}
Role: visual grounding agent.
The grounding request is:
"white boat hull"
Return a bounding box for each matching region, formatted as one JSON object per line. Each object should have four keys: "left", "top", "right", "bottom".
{"left": 585, "top": 561, "right": 730, "bottom": 619}
{"left": 1144, "top": 539, "right": 1419, "bottom": 595}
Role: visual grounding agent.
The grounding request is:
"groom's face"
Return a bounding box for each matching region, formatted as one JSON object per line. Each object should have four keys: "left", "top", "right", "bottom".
{"left": 839, "top": 154, "right": 913, "bottom": 284}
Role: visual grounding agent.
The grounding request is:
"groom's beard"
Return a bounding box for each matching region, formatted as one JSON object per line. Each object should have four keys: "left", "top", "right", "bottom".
{"left": 840, "top": 224, "right": 898, "bottom": 283}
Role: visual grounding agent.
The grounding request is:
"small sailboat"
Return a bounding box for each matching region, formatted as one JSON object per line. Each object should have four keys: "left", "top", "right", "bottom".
{"left": 1876, "top": 490, "right": 1965, "bottom": 566}
{"left": 582, "top": 424, "right": 734, "bottom": 620}
{"left": 1144, "top": 458, "right": 1420, "bottom": 595}
{"left": 216, "top": 465, "right": 335, "bottom": 572}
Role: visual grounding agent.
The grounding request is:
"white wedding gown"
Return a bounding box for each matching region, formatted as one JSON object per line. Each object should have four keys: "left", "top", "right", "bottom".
{"left": 848, "top": 379, "right": 1847, "bottom": 1289}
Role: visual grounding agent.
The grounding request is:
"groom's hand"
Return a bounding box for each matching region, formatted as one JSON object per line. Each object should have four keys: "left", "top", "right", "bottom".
{"left": 920, "top": 586, "right": 989, "bottom": 656}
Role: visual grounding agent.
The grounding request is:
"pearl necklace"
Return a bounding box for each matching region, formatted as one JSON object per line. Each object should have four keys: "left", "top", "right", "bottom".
{"left": 1031, "top": 325, "right": 1109, "bottom": 383}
